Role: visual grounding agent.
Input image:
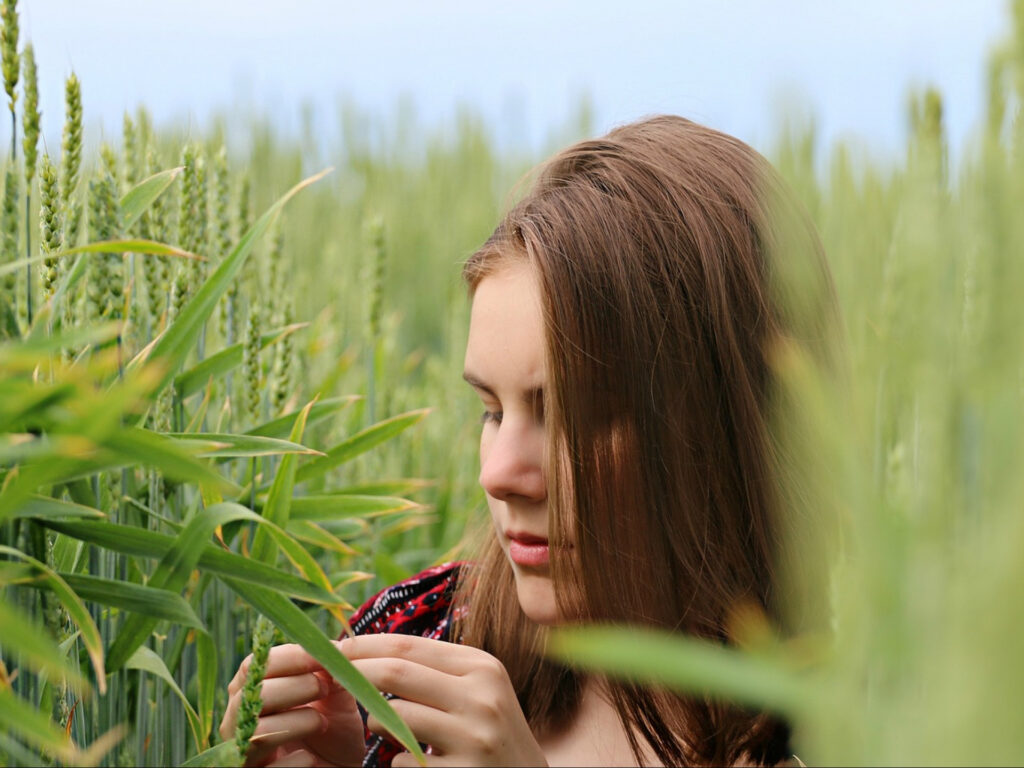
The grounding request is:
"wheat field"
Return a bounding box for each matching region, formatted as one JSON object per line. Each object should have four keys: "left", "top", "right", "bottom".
{"left": 2, "top": 0, "right": 1024, "bottom": 765}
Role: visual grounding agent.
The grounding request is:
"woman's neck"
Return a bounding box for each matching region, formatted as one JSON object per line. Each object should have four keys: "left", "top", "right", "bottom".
{"left": 537, "top": 677, "right": 662, "bottom": 767}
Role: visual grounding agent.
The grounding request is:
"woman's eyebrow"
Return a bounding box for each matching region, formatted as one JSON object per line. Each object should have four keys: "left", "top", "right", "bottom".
{"left": 462, "top": 371, "right": 544, "bottom": 408}
{"left": 462, "top": 371, "right": 496, "bottom": 398}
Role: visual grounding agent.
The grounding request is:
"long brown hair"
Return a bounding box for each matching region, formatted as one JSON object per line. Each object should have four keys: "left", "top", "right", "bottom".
{"left": 456, "top": 115, "right": 839, "bottom": 766}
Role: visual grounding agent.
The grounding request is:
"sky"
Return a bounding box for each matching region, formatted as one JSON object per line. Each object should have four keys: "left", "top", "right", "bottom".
{"left": 17, "top": 0, "right": 1011, "bottom": 162}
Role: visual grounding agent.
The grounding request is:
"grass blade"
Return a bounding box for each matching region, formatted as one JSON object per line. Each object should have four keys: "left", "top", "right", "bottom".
{"left": 119, "top": 166, "right": 183, "bottom": 228}
{"left": 0, "top": 321, "right": 120, "bottom": 358}
{"left": 172, "top": 324, "right": 309, "bottom": 400}
{"left": 0, "top": 545, "right": 106, "bottom": 693}
{"left": 180, "top": 741, "right": 239, "bottom": 767}
{"left": 0, "top": 688, "right": 75, "bottom": 761}
{"left": 251, "top": 400, "right": 314, "bottom": 562}
{"left": 58, "top": 238, "right": 201, "bottom": 261}
{"left": 294, "top": 409, "right": 429, "bottom": 484}
{"left": 7, "top": 494, "right": 106, "bottom": 520}
{"left": 125, "top": 645, "right": 204, "bottom": 752}
{"left": 195, "top": 629, "right": 217, "bottom": 748}
{"left": 106, "top": 503, "right": 277, "bottom": 671}
{"left": 285, "top": 519, "right": 359, "bottom": 556}
{"left": 285, "top": 494, "right": 420, "bottom": 520}
{"left": 0, "top": 600, "right": 88, "bottom": 692}
{"left": 329, "top": 478, "right": 434, "bottom": 497}
{"left": 105, "top": 427, "right": 232, "bottom": 491}
{"left": 547, "top": 625, "right": 813, "bottom": 717}
{"left": 59, "top": 573, "right": 205, "bottom": 629}
{"left": 166, "top": 432, "right": 324, "bottom": 459}
{"left": 244, "top": 396, "right": 359, "bottom": 439}
{"left": 41, "top": 519, "right": 336, "bottom": 604}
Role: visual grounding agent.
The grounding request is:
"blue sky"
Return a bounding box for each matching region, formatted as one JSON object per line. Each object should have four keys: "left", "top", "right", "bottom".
{"left": 19, "top": 0, "right": 1010, "bottom": 161}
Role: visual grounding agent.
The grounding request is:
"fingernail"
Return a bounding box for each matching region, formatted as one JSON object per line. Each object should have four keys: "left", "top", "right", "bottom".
{"left": 318, "top": 676, "right": 330, "bottom": 697}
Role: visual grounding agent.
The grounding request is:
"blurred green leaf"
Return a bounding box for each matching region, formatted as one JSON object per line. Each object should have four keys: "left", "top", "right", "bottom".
{"left": 0, "top": 731, "right": 48, "bottom": 768}
{"left": 0, "top": 322, "right": 120, "bottom": 360}
{"left": 0, "top": 600, "right": 88, "bottom": 692}
{"left": 179, "top": 741, "right": 239, "bottom": 767}
{"left": 0, "top": 687, "right": 75, "bottom": 761}
{"left": 329, "top": 478, "right": 434, "bottom": 497}
{"left": 0, "top": 545, "right": 106, "bottom": 693}
{"left": 8, "top": 494, "right": 106, "bottom": 520}
{"left": 312, "top": 518, "right": 369, "bottom": 539}
{"left": 106, "top": 427, "right": 231, "bottom": 489}
{"left": 547, "top": 625, "right": 813, "bottom": 717}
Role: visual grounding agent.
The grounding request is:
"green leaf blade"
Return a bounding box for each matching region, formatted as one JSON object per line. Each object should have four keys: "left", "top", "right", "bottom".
{"left": 167, "top": 432, "right": 323, "bottom": 459}
{"left": 119, "top": 166, "right": 183, "bottom": 228}
{"left": 295, "top": 409, "right": 429, "bottom": 485}
{"left": 547, "top": 625, "right": 813, "bottom": 717}
{"left": 41, "top": 519, "right": 336, "bottom": 604}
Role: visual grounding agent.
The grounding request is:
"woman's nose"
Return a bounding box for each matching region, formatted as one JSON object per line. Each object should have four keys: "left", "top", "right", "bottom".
{"left": 479, "top": 420, "right": 546, "bottom": 503}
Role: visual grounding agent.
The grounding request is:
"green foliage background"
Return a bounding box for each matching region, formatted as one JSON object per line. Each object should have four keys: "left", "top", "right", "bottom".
{"left": 2, "top": 0, "right": 1024, "bottom": 765}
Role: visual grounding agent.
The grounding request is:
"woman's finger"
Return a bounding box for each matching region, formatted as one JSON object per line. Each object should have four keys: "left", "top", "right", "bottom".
{"left": 219, "top": 690, "right": 240, "bottom": 742}
{"left": 221, "top": 672, "right": 327, "bottom": 743}
{"left": 229, "top": 644, "right": 322, "bottom": 693}
{"left": 224, "top": 652, "right": 328, "bottom": 739}
{"left": 351, "top": 657, "right": 460, "bottom": 712}
{"left": 242, "top": 707, "right": 327, "bottom": 764}
{"left": 392, "top": 751, "right": 445, "bottom": 768}
{"left": 266, "top": 747, "right": 330, "bottom": 767}
{"left": 339, "top": 634, "right": 486, "bottom": 676}
{"left": 365, "top": 698, "right": 454, "bottom": 755}
{"left": 257, "top": 673, "right": 328, "bottom": 715}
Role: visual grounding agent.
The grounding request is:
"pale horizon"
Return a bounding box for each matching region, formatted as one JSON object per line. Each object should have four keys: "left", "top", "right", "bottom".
{"left": 17, "top": 0, "right": 1010, "bottom": 163}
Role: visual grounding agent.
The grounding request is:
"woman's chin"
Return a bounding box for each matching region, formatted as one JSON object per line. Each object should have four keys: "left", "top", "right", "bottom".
{"left": 513, "top": 571, "right": 562, "bottom": 625}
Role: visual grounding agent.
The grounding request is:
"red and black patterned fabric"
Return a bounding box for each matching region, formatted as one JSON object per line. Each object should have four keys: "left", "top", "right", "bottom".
{"left": 346, "top": 561, "right": 466, "bottom": 768}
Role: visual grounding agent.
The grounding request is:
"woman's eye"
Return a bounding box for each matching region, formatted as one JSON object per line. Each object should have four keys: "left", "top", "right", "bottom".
{"left": 480, "top": 410, "right": 503, "bottom": 425}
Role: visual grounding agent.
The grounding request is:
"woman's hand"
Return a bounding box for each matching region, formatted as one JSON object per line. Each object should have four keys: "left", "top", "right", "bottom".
{"left": 220, "top": 643, "right": 367, "bottom": 767}
{"left": 339, "top": 634, "right": 548, "bottom": 767}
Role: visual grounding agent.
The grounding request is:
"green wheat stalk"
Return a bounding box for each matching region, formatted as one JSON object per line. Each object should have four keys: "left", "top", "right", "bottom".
{"left": 60, "top": 72, "right": 83, "bottom": 250}
{"left": 1, "top": 0, "right": 18, "bottom": 159}
{"left": 2, "top": 165, "right": 18, "bottom": 317}
{"left": 271, "top": 297, "right": 294, "bottom": 415}
{"left": 21, "top": 42, "right": 37, "bottom": 325}
{"left": 38, "top": 154, "right": 61, "bottom": 302}
{"left": 234, "top": 614, "right": 276, "bottom": 764}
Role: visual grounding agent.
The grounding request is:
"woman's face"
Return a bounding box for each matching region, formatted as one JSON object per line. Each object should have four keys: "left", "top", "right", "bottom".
{"left": 463, "top": 261, "right": 559, "bottom": 625}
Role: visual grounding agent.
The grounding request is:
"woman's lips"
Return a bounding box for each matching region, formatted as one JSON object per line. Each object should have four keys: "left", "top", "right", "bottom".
{"left": 507, "top": 533, "right": 550, "bottom": 567}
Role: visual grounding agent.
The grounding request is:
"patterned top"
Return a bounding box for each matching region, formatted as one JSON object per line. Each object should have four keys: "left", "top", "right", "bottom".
{"left": 347, "top": 561, "right": 466, "bottom": 768}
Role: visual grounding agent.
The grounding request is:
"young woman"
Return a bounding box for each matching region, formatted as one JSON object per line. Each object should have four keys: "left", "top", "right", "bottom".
{"left": 220, "top": 115, "right": 838, "bottom": 767}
